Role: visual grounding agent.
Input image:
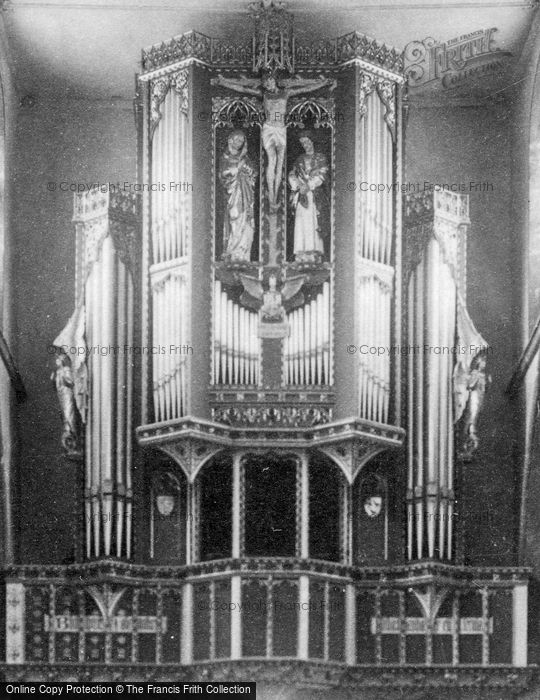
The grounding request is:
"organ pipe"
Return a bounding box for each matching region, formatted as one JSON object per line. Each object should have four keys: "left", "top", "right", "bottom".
{"left": 71, "top": 190, "right": 135, "bottom": 560}
{"left": 284, "top": 282, "right": 331, "bottom": 386}
{"left": 406, "top": 191, "right": 473, "bottom": 562}
{"left": 151, "top": 269, "right": 190, "bottom": 422}
{"left": 212, "top": 280, "right": 261, "bottom": 386}
{"left": 149, "top": 76, "right": 191, "bottom": 422}
{"left": 355, "top": 81, "right": 395, "bottom": 424}
{"left": 355, "top": 261, "right": 393, "bottom": 424}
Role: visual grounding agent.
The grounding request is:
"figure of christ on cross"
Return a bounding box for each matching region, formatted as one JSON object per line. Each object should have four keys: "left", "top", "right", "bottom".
{"left": 211, "top": 71, "right": 336, "bottom": 209}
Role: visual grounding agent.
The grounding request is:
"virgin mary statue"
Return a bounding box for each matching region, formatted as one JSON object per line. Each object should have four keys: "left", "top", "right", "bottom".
{"left": 219, "top": 129, "right": 256, "bottom": 262}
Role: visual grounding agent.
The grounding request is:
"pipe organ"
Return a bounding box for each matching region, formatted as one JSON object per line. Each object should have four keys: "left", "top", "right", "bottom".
{"left": 29, "top": 1, "right": 529, "bottom": 689}
{"left": 404, "top": 190, "right": 486, "bottom": 562}
{"left": 53, "top": 189, "right": 138, "bottom": 559}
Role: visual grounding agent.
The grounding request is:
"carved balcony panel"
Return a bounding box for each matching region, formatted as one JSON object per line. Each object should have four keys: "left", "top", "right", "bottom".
{"left": 3, "top": 561, "right": 529, "bottom": 674}
{"left": 136, "top": 416, "right": 404, "bottom": 484}
{"left": 209, "top": 388, "right": 335, "bottom": 429}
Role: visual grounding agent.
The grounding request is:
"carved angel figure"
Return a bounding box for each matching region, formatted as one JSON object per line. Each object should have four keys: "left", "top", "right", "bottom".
{"left": 51, "top": 352, "right": 82, "bottom": 456}
{"left": 52, "top": 304, "right": 87, "bottom": 457}
{"left": 456, "top": 350, "right": 490, "bottom": 461}
{"left": 453, "top": 299, "right": 490, "bottom": 461}
{"left": 239, "top": 273, "right": 306, "bottom": 322}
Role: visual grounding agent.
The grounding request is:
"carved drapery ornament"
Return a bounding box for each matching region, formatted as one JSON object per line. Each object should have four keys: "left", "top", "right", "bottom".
{"left": 376, "top": 79, "right": 396, "bottom": 140}
{"left": 150, "top": 69, "right": 190, "bottom": 137}
{"left": 171, "top": 68, "right": 189, "bottom": 116}
{"left": 150, "top": 78, "right": 171, "bottom": 136}
{"left": 358, "top": 71, "right": 375, "bottom": 118}
{"left": 110, "top": 220, "right": 138, "bottom": 280}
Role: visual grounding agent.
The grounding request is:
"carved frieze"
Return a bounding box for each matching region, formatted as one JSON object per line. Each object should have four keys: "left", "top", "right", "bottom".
{"left": 212, "top": 404, "right": 332, "bottom": 428}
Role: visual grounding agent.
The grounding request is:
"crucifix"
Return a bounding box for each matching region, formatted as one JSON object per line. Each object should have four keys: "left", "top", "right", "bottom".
{"left": 211, "top": 71, "right": 335, "bottom": 263}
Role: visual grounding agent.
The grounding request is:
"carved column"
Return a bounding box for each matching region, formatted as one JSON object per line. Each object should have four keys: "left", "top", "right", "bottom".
{"left": 297, "top": 575, "right": 309, "bottom": 660}
{"left": 299, "top": 451, "right": 309, "bottom": 559}
{"left": 231, "top": 452, "right": 244, "bottom": 659}
{"left": 512, "top": 583, "right": 528, "bottom": 666}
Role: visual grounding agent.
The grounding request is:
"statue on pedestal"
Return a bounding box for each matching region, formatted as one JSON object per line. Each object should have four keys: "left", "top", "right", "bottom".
{"left": 288, "top": 131, "right": 328, "bottom": 260}
{"left": 218, "top": 129, "right": 256, "bottom": 262}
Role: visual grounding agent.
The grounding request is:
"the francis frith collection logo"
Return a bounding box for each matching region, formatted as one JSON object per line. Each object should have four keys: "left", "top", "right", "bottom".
{"left": 404, "top": 28, "right": 512, "bottom": 92}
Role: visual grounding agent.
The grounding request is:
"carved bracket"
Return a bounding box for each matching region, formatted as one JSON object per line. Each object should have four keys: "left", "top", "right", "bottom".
{"left": 156, "top": 439, "right": 223, "bottom": 483}
{"left": 317, "top": 440, "right": 386, "bottom": 484}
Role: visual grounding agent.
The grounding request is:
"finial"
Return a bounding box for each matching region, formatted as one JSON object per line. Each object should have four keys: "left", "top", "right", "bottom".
{"left": 250, "top": 0, "right": 295, "bottom": 76}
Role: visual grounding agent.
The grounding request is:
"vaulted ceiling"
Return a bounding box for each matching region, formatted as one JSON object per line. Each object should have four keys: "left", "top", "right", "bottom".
{"left": 2, "top": 0, "right": 536, "bottom": 99}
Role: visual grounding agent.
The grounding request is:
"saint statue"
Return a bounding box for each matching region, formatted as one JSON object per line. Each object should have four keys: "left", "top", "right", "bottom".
{"left": 51, "top": 303, "right": 87, "bottom": 457}
{"left": 453, "top": 299, "right": 490, "bottom": 460}
{"left": 288, "top": 132, "right": 329, "bottom": 260}
{"left": 51, "top": 351, "right": 82, "bottom": 456}
{"left": 456, "top": 350, "right": 490, "bottom": 460}
{"left": 212, "top": 71, "right": 336, "bottom": 208}
{"left": 218, "top": 129, "right": 256, "bottom": 262}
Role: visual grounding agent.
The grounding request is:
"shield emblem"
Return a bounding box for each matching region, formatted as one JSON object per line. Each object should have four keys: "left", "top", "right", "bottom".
{"left": 156, "top": 495, "right": 175, "bottom": 516}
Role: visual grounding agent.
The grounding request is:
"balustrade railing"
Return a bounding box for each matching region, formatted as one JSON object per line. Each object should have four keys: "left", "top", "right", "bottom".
{"left": 4, "top": 560, "right": 528, "bottom": 668}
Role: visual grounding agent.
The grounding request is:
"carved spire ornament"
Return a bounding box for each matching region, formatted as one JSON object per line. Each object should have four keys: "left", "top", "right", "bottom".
{"left": 250, "top": 1, "right": 295, "bottom": 75}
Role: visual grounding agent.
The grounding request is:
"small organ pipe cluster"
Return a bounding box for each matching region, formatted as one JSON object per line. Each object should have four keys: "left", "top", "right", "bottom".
{"left": 283, "top": 280, "right": 331, "bottom": 386}
{"left": 213, "top": 279, "right": 261, "bottom": 385}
